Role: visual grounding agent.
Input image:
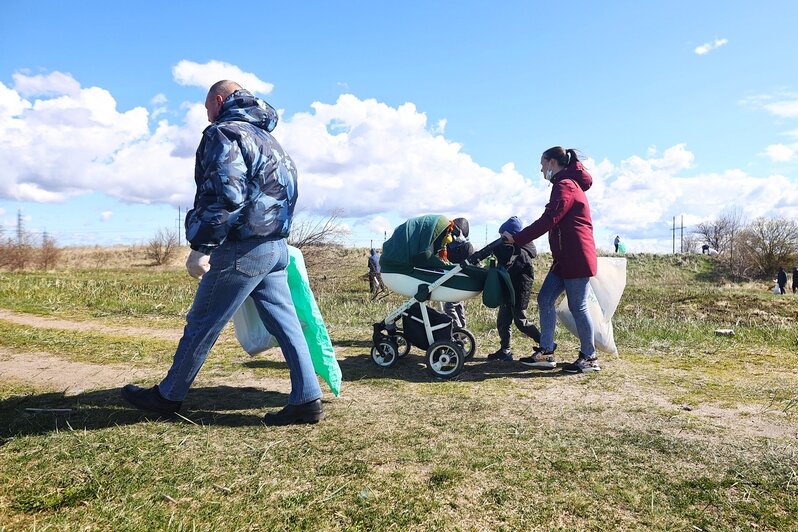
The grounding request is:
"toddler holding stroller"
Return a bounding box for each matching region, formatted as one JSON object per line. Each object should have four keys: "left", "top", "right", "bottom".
{"left": 488, "top": 216, "right": 541, "bottom": 361}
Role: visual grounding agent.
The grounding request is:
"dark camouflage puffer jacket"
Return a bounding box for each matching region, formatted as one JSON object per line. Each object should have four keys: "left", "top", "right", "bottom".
{"left": 185, "top": 90, "right": 297, "bottom": 254}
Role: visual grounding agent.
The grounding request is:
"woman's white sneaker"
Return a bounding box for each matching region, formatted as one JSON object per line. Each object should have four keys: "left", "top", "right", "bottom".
{"left": 562, "top": 354, "right": 601, "bottom": 373}
{"left": 519, "top": 347, "right": 557, "bottom": 369}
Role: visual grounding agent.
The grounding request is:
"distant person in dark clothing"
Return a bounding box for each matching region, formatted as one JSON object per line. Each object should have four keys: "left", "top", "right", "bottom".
{"left": 614, "top": 235, "right": 621, "bottom": 253}
{"left": 368, "top": 248, "right": 386, "bottom": 297}
{"left": 488, "top": 216, "right": 541, "bottom": 361}
{"left": 793, "top": 267, "right": 798, "bottom": 294}
{"left": 777, "top": 267, "right": 787, "bottom": 295}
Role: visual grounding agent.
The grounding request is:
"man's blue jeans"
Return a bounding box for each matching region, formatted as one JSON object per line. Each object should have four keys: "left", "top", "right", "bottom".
{"left": 159, "top": 238, "right": 322, "bottom": 405}
{"left": 537, "top": 271, "right": 596, "bottom": 358}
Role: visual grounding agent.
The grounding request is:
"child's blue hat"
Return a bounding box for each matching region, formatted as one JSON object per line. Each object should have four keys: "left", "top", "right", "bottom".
{"left": 498, "top": 216, "right": 523, "bottom": 236}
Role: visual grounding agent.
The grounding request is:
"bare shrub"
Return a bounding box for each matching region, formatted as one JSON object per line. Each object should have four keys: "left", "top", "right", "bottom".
{"left": 289, "top": 208, "right": 350, "bottom": 249}
{"left": 693, "top": 206, "right": 745, "bottom": 253}
{"left": 37, "top": 233, "right": 62, "bottom": 270}
{"left": 0, "top": 231, "right": 36, "bottom": 271}
{"left": 146, "top": 228, "right": 179, "bottom": 266}
{"left": 736, "top": 217, "right": 798, "bottom": 278}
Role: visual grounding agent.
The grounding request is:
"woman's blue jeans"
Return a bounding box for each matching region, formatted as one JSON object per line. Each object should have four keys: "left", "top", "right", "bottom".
{"left": 159, "top": 238, "right": 322, "bottom": 405}
{"left": 537, "top": 271, "right": 596, "bottom": 358}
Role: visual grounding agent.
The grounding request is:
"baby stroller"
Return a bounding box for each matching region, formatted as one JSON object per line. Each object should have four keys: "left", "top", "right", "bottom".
{"left": 371, "top": 215, "right": 508, "bottom": 379}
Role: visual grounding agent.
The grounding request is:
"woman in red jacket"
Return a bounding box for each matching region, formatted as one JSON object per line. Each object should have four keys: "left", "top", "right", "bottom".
{"left": 503, "top": 146, "right": 600, "bottom": 373}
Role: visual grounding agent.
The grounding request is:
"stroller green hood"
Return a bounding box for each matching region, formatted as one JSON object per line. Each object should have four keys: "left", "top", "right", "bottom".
{"left": 380, "top": 215, "right": 452, "bottom": 273}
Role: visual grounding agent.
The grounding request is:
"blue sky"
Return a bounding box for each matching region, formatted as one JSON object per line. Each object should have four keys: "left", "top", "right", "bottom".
{"left": 1, "top": 0, "right": 797, "bottom": 252}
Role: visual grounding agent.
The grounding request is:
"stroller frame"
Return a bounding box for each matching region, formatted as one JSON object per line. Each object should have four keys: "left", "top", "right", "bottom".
{"left": 371, "top": 238, "right": 503, "bottom": 379}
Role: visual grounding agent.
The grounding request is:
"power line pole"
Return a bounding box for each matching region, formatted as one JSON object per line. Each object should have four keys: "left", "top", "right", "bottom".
{"left": 17, "top": 209, "right": 23, "bottom": 244}
{"left": 671, "top": 216, "right": 676, "bottom": 254}
{"left": 680, "top": 214, "right": 684, "bottom": 254}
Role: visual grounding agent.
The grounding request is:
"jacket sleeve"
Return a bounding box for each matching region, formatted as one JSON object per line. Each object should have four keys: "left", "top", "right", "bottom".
{"left": 513, "top": 180, "right": 576, "bottom": 247}
{"left": 185, "top": 127, "right": 249, "bottom": 253}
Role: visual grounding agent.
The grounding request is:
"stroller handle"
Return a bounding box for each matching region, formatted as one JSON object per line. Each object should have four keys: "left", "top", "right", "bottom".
{"left": 466, "top": 237, "right": 507, "bottom": 264}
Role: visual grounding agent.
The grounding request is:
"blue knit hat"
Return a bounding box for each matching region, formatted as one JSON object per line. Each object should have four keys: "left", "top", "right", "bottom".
{"left": 498, "top": 216, "right": 523, "bottom": 236}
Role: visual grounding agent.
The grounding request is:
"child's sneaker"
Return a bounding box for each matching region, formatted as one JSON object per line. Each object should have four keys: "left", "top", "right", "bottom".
{"left": 519, "top": 347, "right": 556, "bottom": 369}
{"left": 562, "top": 353, "right": 601, "bottom": 373}
{"left": 487, "top": 348, "right": 513, "bottom": 361}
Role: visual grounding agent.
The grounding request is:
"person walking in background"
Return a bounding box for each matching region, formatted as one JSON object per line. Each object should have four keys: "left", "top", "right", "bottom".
{"left": 488, "top": 216, "right": 541, "bottom": 362}
{"left": 614, "top": 235, "right": 621, "bottom": 253}
{"left": 503, "top": 146, "right": 599, "bottom": 373}
{"left": 792, "top": 267, "right": 798, "bottom": 294}
{"left": 368, "top": 248, "right": 386, "bottom": 298}
{"left": 777, "top": 267, "right": 788, "bottom": 295}
{"left": 121, "top": 80, "right": 324, "bottom": 426}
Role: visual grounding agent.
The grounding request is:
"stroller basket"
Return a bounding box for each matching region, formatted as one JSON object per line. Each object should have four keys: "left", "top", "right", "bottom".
{"left": 401, "top": 302, "right": 452, "bottom": 350}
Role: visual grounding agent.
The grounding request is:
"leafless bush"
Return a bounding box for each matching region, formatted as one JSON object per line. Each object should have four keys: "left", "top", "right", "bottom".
{"left": 0, "top": 231, "right": 36, "bottom": 270}
{"left": 146, "top": 228, "right": 180, "bottom": 266}
{"left": 289, "top": 208, "right": 350, "bottom": 249}
{"left": 693, "top": 206, "right": 745, "bottom": 253}
{"left": 736, "top": 217, "right": 798, "bottom": 278}
{"left": 37, "top": 233, "right": 62, "bottom": 270}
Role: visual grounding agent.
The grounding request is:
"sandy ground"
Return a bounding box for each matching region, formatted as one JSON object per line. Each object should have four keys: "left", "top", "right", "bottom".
{"left": 1, "top": 309, "right": 795, "bottom": 440}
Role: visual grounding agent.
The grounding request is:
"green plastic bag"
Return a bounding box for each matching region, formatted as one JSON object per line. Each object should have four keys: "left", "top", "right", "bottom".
{"left": 286, "top": 246, "right": 342, "bottom": 396}
{"left": 231, "top": 246, "right": 342, "bottom": 396}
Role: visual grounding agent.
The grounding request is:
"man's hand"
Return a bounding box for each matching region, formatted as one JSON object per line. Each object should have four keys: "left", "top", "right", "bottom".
{"left": 186, "top": 249, "right": 210, "bottom": 280}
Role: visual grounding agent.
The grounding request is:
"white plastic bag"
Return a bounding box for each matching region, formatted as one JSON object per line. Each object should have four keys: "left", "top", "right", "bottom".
{"left": 232, "top": 296, "right": 277, "bottom": 355}
{"left": 556, "top": 257, "right": 627, "bottom": 354}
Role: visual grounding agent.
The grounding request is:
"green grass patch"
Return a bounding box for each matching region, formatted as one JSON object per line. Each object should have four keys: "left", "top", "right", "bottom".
{"left": 1, "top": 251, "right": 798, "bottom": 528}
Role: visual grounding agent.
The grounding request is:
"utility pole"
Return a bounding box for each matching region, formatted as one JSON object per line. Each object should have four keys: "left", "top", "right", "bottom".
{"left": 17, "top": 209, "right": 23, "bottom": 244}
{"left": 672, "top": 216, "right": 676, "bottom": 254}
{"left": 680, "top": 214, "right": 684, "bottom": 253}
{"left": 177, "top": 206, "right": 182, "bottom": 245}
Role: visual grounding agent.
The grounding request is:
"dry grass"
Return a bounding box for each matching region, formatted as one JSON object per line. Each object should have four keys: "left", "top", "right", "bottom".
{"left": 1, "top": 249, "right": 797, "bottom": 529}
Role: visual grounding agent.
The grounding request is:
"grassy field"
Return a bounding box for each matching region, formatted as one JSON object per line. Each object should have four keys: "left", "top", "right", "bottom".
{"left": 1, "top": 248, "right": 797, "bottom": 530}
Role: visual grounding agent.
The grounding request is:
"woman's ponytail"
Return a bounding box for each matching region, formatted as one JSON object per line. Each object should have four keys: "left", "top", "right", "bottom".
{"left": 542, "top": 146, "right": 579, "bottom": 167}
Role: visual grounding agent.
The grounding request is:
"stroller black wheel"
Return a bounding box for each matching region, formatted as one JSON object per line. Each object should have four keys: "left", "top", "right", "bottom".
{"left": 391, "top": 332, "right": 410, "bottom": 358}
{"left": 371, "top": 339, "right": 399, "bottom": 367}
{"left": 452, "top": 328, "right": 476, "bottom": 359}
{"left": 426, "top": 340, "right": 465, "bottom": 379}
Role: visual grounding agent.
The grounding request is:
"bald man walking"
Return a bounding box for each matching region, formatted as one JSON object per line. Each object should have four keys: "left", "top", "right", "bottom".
{"left": 122, "top": 81, "right": 324, "bottom": 425}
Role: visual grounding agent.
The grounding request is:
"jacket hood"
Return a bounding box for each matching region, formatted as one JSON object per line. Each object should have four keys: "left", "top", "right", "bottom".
{"left": 554, "top": 161, "right": 593, "bottom": 191}
{"left": 215, "top": 89, "right": 278, "bottom": 132}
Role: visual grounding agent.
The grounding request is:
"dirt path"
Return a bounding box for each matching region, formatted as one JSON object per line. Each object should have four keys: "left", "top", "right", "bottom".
{"left": 0, "top": 348, "right": 158, "bottom": 395}
{"left": 0, "top": 309, "right": 183, "bottom": 342}
{"left": 0, "top": 309, "right": 292, "bottom": 396}
{"left": 1, "top": 309, "right": 794, "bottom": 441}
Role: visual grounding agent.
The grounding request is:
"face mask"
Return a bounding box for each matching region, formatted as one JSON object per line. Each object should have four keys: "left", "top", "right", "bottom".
{"left": 545, "top": 169, "right": 554, "bottom": 182}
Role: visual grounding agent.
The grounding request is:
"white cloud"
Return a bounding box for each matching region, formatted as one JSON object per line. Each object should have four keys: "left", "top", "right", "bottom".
{"left": 764, "top": 143, "right": 796, "bottom": 162}
{"left": 1, "top": 65, "right": 796, "bottom": 254}
{"left": 364, "top": 215, "right": 394, "bottom": 235}
{"left": 694, "top": 38, "right": 728, "bottom": 55}
{"left": 100, "top": 211, "right": 112, "bottom": 221}
{"left": 764, "top": 98, "right": 798, "bottom": 118}
{"left": 0, "top": 71, "right": 197, "bottom": 205}
{"left": 12, "top": 71, "right": 81, "bottom": 97}
{"left": 172, "top": 60, "right": 274, "bottom": 95}
{"left": 277, "top": 93, "right": 545, "bottom": 226}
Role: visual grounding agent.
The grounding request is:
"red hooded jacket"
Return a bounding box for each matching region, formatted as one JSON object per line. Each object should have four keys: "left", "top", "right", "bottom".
{"left": 513, "top": 161, "right": 597, "bottom": 279}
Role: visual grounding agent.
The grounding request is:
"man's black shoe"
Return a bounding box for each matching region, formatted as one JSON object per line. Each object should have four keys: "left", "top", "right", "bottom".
{"left": 264, "top": 398, "right": 324, "bottom": 426}
{"left": 121, "top": 384, "right": 182, "bottom": 417}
